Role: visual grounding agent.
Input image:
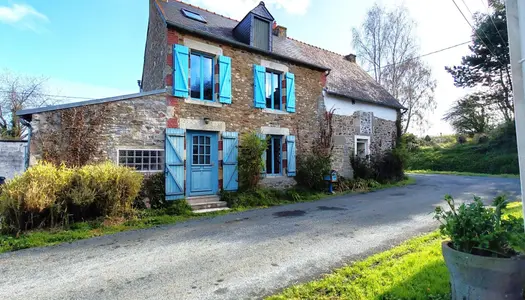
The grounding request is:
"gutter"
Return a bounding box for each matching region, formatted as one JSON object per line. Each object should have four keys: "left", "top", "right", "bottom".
{"left": 325, "top": 89, "right": 406, "bottom": 110}
{"left": 166, "top": 21, "right": 330, "bottom": 72}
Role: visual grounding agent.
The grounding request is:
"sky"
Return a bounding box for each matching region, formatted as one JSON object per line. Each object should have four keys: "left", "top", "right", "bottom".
{"left": 0, "top": 0, "right": 491, "bottom": 135}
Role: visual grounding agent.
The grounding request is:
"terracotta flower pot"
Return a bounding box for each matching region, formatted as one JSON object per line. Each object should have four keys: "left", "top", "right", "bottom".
{"left": 442, "top": 241, "right": 525, "bottom": 300}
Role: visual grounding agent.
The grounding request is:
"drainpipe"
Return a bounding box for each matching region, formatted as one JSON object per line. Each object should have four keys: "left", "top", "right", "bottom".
{"left": 20, "top": 118, "right": 32, "bottom": 170}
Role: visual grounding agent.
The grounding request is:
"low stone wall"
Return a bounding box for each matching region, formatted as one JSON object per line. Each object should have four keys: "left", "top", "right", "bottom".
{"left": 0, "top": 140, "right": 27, "bottom": 179}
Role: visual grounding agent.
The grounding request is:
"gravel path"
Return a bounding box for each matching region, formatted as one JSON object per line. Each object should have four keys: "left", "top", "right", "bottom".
{"left": 0, "top": 174, "right": 520, "bottom": 300}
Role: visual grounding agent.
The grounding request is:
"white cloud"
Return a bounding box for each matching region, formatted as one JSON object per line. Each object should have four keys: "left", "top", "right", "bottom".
{"left": 184, "top": 0, "right": 310, "bottom": 20}
{"left": 0, "top": 3, "right": 48, "bottom": 31}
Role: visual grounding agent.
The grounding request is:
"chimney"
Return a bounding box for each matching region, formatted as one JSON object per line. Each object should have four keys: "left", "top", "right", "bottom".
{"left": 272, "top": 25, "right": 287, "bottom": 38}
{"left": 344, "top": 54, "right": 356, "bottom": 63}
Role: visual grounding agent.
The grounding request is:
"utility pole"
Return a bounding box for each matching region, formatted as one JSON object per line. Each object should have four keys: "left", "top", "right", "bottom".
{"left": 506, "top": 0, "right": 525, "bottom": 228}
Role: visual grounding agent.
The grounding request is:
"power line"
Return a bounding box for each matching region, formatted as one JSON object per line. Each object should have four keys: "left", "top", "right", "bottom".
{"left": 459, "top": 0, "right": 498, "bottom": 50}
{"left": 479, "top": 0, "right": 508, "bottom": 47}
{"left": 365, "top": 41, "right": 471, "bottom": 73}
{"left": 0, "top": 90, "right": 94, "bottom": 100}
{"left": 451, "top": 0, "right": 502, "bottom": 63}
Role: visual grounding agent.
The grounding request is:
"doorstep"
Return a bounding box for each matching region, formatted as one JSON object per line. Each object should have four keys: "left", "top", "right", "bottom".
{"left": 187, "top": 195, "right": 229, "bottom": 212}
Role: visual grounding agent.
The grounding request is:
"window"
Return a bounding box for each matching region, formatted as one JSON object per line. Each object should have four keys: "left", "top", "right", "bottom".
{"left": 265, "top": 71, "right": 281, "bottom": 110}
{"left": 253, "top": 17, "right": 270, "bottom": 51}
{"left": 118, "top": 149, "right": 164, "bottom": 172}
{"left": 192, "top": 136, "right": 211, "bottom": 165}
{"left": 181, "top": 9, "right": 206, "bottom": 23}
{"left": 266, "top": 136, "right": 282, "bottom": 175}
{"left": 354, "top": 136, "right": 370, "bottom": 159}
{"left": 190, "top": 53, "right": 214, "bottom": 101}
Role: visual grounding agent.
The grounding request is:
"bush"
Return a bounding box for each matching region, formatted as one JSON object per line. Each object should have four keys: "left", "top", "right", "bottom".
{"left": 164, "top": 200, "right": 192, "bottom": 215}
{"left": 296, "top": 153, "right": 331, "bottom": 191}
{"left": 424, "top": 135, "right": 432, "bottom": 142}
{"left": 0, "top": 161, "right": 143, "bottom": 233}
{"left": 138, "top": 173, "right": 166, "bottom": 209}
{"left": 456, "top": 135, "right": 467, "bottom": 144}
{"left": 350, "top": 150, "right": 405, "bottom": 184}
{"left": 434, "top": 194, "right": 525, "bottom": 257}
{"left": 473, "top": 133, "right": 489, "bottom": 144}
{"left": 238, "top": 132, "right": 267, "bottom": 190}
{"left": 222, "top": 188, "right": 313, "bottom": 209}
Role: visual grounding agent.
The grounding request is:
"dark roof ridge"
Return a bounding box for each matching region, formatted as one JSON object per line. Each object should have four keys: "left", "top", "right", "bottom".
{"left": 285, "top": 36, "right": 346, "bottom": 57}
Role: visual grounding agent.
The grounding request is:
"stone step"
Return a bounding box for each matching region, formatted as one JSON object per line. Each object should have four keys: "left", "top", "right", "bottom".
{"left": 190, "top": 201, "right": 228, "bottom": 211}
{"left": 186, "top": 195, "right": 221, "bottom": 204}
{"left": 193, "top": 207, "right": 230, "bottom": 214}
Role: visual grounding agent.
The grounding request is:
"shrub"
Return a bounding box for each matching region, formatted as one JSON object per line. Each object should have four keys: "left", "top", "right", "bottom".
{"left": 350, "top": 150, "right": 404, "bottom": 184}
{"left": 0, "top": 161, "right": 143, "bottom": 233}
{"left": 164, "top": 200, "right": 192, "bottom": 215}
{"left": 473, "top": 133, "right": 489, "bottom": 144}
{"left": 238, "top": 132, "right": 267, "bottom": 190}
{"left": 138, "top": 173, "right": 166, "bottom": 209}
{"left": 424, "top": 135, "right": 432, "bottom": 142}
{"left": 434, "top": 194, "right": 525, "bottom": 257}
{"left": 296, "top": 153, "right": 331, "bottom": 191}
{"left": 456, "top": 135, "right": 467, "bottom": 144}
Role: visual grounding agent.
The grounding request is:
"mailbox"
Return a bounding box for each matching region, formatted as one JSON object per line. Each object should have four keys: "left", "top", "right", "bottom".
{"left": 323, "top": 170, "right": 337, "bottom": 183}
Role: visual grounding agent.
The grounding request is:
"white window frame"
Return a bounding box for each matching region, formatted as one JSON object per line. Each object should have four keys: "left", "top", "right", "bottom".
{"left": 354, "top": 135, "right": 370, "bottom": 158}
{"left": 117, "top": 148, "right": 165, "bottom": 173}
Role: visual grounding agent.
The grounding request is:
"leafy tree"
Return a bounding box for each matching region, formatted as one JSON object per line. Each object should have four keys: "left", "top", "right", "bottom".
{"left": 445, "top": 0, "right": 512, "bottom": 121}
{"left": 352, "top": 4, "right": 437, "bottom": 133}
{"left": 443, "top": 93, "right": 493, "bottom": 135}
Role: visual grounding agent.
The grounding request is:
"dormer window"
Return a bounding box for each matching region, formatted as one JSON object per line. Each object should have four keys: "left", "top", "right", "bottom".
{"left": 253, "top": 17, "right": 270, "bottom": 51}
{"left": 181, "top": 9, "right": 206, "bottom": 23}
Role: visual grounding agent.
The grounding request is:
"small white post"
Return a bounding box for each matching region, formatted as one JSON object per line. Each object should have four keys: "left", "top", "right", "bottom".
{"left": 506, "top": 0, "right": 525, "bottom": 228}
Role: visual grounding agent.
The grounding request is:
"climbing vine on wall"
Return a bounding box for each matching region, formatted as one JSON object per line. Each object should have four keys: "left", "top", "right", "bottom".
{"left": 36, "top": 104, "right": 110, "bottom": 167}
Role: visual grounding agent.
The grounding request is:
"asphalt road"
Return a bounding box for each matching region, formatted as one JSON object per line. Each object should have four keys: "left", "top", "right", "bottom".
{"left": 0, "top": 174, "right": 521, "bottom": 300}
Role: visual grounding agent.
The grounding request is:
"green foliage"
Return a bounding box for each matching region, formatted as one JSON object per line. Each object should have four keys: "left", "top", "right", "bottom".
{"left": 456, "top": 135, "right": 466, "bottom": 144}
{"left": 0, "top": 161, "right": 143, "bottom": 233}
{"left": 443, "top": 93, "right": 494, "bottom": 135}
{"left": 473, "top": 133, "right": 489, "bottom": 144}
{"left": 238, "top": 132, "right": 267, "bottom": 190}
{"left": 163, "top": 200, "right": 192, "bottom": 216}
{"left": 222, "top": 188, "right": 324, "bottom": 209}
{"left": 424, "top": 135, "right": 431, "bottom": 142}
{"left": 138, "top": 173, "right": 166, "bottom": 209}
{"left": 434, "top": 194, "right": 525, "bottom": 257}
{"left": 295, "top": 153, "right": 331, "bottom": 191}
{"left": 350, "top": 150, "right": 405, "bottom": 184}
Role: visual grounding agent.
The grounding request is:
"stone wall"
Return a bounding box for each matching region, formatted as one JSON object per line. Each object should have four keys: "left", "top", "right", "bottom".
{"left": 0, "top": 140, "right": 26, "bottom": 180}
{"left": 141, "top": 0, "right": 167, "bottom": 92}
{"left": 29, "top": 94, "right": 167, "bottom": 167}
{"left": 331, "top": 112, "right": 397, "bottom": 178}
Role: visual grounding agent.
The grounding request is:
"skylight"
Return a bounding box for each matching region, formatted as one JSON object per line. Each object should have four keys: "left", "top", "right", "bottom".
{"left": 181, "top": 9, "right": 206, "bottom": 23}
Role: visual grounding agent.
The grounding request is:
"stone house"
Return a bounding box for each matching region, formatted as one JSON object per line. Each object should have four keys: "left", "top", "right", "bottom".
{"left": 16, "top": 0, "right": 403, "bottom": 208}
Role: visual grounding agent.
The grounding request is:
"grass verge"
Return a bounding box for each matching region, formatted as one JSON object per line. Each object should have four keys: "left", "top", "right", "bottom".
{"left": 407, "top": 170, "right": 519, "bottom": 178}
{"left": 268, "top": 202, "right": 523, "bottom": 300}
{"left": 0, "top": 178, "right": 415, "bottom": 254}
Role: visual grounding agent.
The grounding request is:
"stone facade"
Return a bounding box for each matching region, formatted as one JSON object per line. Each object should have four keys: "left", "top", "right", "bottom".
{"left": 141, "top": 0, "right": 167, "bottom": 92}
{"left": 331, "top": 112, "right": 397, "bottom": 178}
{"left": 29, "top": 94, "right": 167, "bottom": 168}
{"left": 0, "top": 140, "right": 27, "bottom": 180}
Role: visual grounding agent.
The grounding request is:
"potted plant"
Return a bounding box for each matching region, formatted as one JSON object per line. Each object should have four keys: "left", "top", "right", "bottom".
{"left": 434, "top": 194, "right": 525, "bottom": 299}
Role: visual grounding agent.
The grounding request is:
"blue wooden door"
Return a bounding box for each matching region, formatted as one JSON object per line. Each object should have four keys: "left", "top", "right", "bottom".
{"left": 186, "top": 131, "right": 218, "bottom": 196}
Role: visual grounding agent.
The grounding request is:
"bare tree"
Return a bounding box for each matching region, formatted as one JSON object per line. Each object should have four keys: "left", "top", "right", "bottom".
{"left": 352, "top": 3, "right": 436, "bottom": 133}
{"left": 0, "top": 70, "right": 52, "bottom": 139}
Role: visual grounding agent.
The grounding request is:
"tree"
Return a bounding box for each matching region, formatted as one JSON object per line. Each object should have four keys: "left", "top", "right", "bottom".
{"left": 352, "top": 3, "right": 437, "bottom": 133}
{"left": 443, "top": 93, "right": 493, "bottom": 135}
{"left": 0, "top": 70, "right": 52, "bottom": 139}
{"left": 445, "top": 0, "right": 512, "bottom": 122}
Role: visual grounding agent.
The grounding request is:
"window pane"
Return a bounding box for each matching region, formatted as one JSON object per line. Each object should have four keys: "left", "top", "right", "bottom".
{"left": 127, "top": 157, "right": 134, "bottom": 164}
{"left": 205, "top": 145, "right": 210, "bottom": 155}
{"left": 202, "top": 56, "right": 213, "bottom": 101}
{"left": 266, "top": 139, "right": 272, "bottom": 174}
{"left": 199, "top": 155, "right": 204, "bottom": 164}
{"left": 273, "top": 73, "right": 280, "bottom": 110}
{"left": 136, "top": 150, "right": 143, "bottom": 157}
{"left": 193, "top": 154, "right": 198, "bottom": 164}
{"left": 199, "top": 145, "right": 204, "bottom": 154}
{"left": 135, "top": 157, "right": 142, "bottom": 164}
{"left": 193, "top": 145, "right": 198, "bottom": 155}
{"left": 143, "top": 151, "right": 150, "bottom": 157}
{"left": 205, "top": 155, "right": 210, "bottom": 165}
{"left": 119, "top": 150, "right": 125, "bottom": 157}
{"left": 199, "top": 136, "right": 204, "bottom": 144}
{"left": 265, "top": 72, "right": 272, "bottom": 108}
{"left": 127, "top": 150, "right": 134, "bottom": 156}
{"left": 119, "top": 157, "right": 126, "bottom": 164}
{"left": 143, "top": 157, "right": 150, "bottom": 164}
{"left": 273, "top": 137, "right": 281, "bottom": 174}
{"left": 190, "top": 54, "right": 201, "bottom": 99}
{"left": 205, "top": 136, "right": 210, "bottom": 145}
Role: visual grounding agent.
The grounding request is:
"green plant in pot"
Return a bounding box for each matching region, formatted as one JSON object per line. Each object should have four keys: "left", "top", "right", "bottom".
{"left": 434, "top": 194, "right": 525, "bottom": 299}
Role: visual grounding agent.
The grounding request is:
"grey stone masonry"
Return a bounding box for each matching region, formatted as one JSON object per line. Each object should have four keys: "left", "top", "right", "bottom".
{"left": 0, "top": 140, "right": 27, "bottom": 179}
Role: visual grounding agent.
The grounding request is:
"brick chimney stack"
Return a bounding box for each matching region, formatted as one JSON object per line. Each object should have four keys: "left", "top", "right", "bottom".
{"left": 344, "top": 54, "right": 356, "bottom": 63}
{"left": 272, "top": 25, "right": 287, "bottom": 38}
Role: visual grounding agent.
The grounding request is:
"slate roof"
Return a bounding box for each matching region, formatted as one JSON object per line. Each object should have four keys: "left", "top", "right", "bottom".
{"left": 158, "top": 1, "right": 403, "bottom": 109}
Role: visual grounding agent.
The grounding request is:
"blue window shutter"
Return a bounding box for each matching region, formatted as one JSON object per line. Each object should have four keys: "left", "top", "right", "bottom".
{"left": 253, "top": 64, "right": 266, "bottom": 108}
{"left": 257, "top": 133, "right": 267, "bottom": 177}
{"left": 218, "top": 56, "right": 232, "bottom": 104}
{"left": 165, "top": 128, "right": 186, "bottom": 200}
{"left": 286, "top": 135, "right": 296, "bottom": 176}
{"left": 285, "top": 72, "right": 296, "bottom": 113}
{"left": 173, "top": 44, "right": 189, "bottom": 98}
{"left": 222, "top": 132, "right": 238, "bottom": 191}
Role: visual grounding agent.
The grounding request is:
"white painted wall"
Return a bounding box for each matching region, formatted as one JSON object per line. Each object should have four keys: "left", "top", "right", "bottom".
{"left": 0, "top": 141, "right": 27, "bottom": 180}
{"left": 324, "top": 93, "right": 397, "bottom": 121}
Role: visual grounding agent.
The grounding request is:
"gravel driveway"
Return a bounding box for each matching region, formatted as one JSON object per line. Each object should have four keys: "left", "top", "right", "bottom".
{"left": 0, "top": 174, "right": 520, "bottom": 300}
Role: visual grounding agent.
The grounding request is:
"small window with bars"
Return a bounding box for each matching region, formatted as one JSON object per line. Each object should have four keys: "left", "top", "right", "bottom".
{"left": 118, "top": 149, "right": 164, "bottom": 172}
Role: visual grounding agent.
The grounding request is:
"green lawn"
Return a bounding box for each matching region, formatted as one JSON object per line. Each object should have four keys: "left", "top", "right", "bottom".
{"left": 268, "top": 202, "right": 523, "bottom": 300}
{"left": 407, "top": 170, "right": 519, "bottom": 179}
{"left": 0, "top": 178, "right": 415, "bottom": 254}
